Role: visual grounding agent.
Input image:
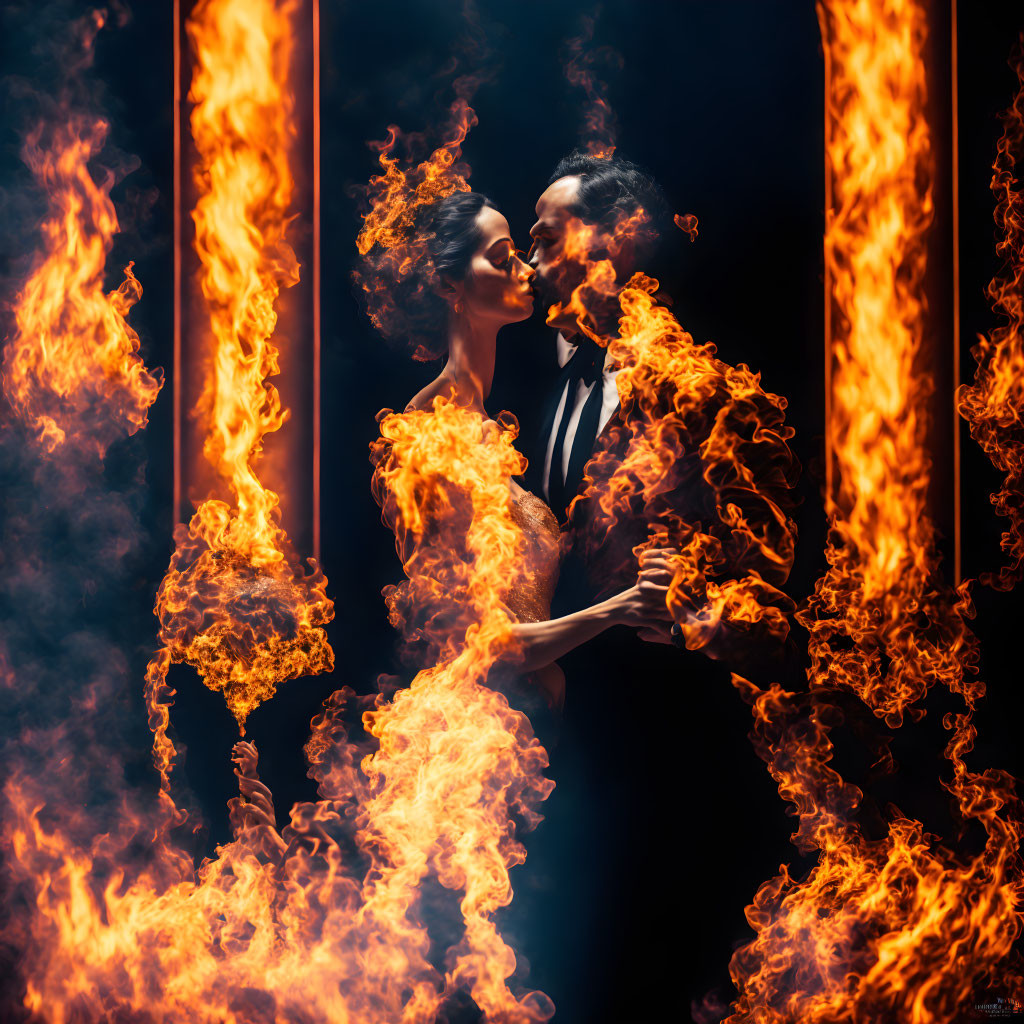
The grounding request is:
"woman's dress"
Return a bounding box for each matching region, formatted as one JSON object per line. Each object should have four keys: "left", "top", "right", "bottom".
{"left": 502, "top": 484, "right": 565, "bottom": 724}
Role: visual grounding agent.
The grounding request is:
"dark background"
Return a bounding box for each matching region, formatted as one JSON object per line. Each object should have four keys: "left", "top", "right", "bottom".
{"left": 1, "top": 1, "right": 1023, "bottom": 1020}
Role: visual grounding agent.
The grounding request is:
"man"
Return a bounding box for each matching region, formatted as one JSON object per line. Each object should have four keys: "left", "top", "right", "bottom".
{"left": 528, "top": 152, "right": 671, "bottom": 535}
{"left": 515, "top": 152, "right": 801, "bottom": 1022}
{"left": 528, "top": 150, "right": 799, "bottom": 663}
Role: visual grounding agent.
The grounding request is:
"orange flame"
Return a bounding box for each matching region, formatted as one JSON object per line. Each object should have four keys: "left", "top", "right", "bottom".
{"left": 351, "top": 89, "right": 553, "bottom": 1015}
{"left": 699, "top": 4, "right": 1024, "bottom": 1021}
{"left": 355, "top": 106, "right": 475, "bottom": 258}
{"left": 958, "top": 40, "right": 1024, "bottom": 591}
{"left": 352, "top": 99, "right": 476, "bottom": 360}
{"left": 532, "top": 6, "right": 1024, "bottom": 1019}
{"left": 7, "top": 36, "right": 550, "bottom": 1016}
{"left": 365, "top": 400, "right": 554, "bottom": 1019}
{"left": 2, "top": 113, "right": 163, "bottom": 456}
{"left": 7, "top": 401, "right": 553, "bottom": 1023}
{"left": 152, "top": 0, "right": 333, "bottom": 732}
{"left": 542, "top": 208, "right": 799, "bottom": 669}
{"left": 674, "top": 211, "right": 699, "bottom": 241}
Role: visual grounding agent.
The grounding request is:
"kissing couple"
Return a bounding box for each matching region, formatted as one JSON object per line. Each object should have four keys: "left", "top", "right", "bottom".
{"left": 356, "top": 146, "right": 802, "bottom": 1021}
{"left": 359, "top": 148, "right": 800, "bottom": 717}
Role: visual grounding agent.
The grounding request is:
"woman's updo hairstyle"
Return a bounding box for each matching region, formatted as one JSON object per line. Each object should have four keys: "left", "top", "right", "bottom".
{"left": 354, "top": 190, "right": 495, "bottom": 362}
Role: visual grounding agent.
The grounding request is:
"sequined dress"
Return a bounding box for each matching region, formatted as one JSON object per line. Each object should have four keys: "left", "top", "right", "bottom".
{"left": 503, "top": 484, "right": 565, "bottom": 714}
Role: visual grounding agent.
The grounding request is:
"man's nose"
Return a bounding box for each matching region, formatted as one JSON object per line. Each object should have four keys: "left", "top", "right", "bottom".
{"left": 527, "top": 241, "right": 540, "bottom": 269}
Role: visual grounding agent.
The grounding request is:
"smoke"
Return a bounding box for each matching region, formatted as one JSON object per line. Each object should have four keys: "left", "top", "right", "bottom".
{"left": 563, "top": 10, "right": 623, "bottom": 159}
{"left": 0, "top": 7, "right": 172, "bottom": 1017}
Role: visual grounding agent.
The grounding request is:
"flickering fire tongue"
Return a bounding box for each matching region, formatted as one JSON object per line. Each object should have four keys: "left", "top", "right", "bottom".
{"left": 538, "top": 5, "right": 1024, "bottom": 1019}
{"left": 544, "top": 206, "right": 800, "bottom": 666}
{"left": 958, "top": 42, "right": 1024, "bottom": 593}
{"left": 3, "top": 26, "right": 556, "bottom": 1011}
{"left": 353, "top": 95, "right": 477, "bottom": 360}
{"left": 151, "top": 0, "right": 333, "bottom": 733}
{"left": 692, "top": 4, "right": 1024, "bottom": 1021}
{"left": 1, "top": 110, "right": 162, "bottom": 456}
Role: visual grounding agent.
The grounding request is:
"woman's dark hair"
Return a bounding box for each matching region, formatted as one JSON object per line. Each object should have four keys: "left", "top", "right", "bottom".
{"left": 354, "top": 190, "right": 495, "bottom": 361}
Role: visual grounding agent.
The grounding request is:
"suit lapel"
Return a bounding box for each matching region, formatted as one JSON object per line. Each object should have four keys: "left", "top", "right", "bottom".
{"left": 530, "top": 361, "right": 574, "bottom": 494}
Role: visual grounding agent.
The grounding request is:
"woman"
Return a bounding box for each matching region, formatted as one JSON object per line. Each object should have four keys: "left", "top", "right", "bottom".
{"left": 359, "top": 189, "right": 675, "bottom": 713}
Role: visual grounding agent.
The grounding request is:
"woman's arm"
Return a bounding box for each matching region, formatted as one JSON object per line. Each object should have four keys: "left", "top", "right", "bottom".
{"left": 508, "top": 573, "right": 674, "bottom": 673}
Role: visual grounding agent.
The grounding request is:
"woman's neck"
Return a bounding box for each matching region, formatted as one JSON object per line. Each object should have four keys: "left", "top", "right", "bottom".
{"left": 441, "top": 312, "right": 496, "bottom": 412}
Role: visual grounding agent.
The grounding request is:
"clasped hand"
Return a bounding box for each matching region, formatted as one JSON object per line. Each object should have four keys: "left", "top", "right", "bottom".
{"left": 605, "top": 546, "right": 690, "bottom": 644}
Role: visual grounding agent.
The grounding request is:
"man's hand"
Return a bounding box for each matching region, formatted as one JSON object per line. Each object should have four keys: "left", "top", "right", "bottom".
{"left": 636, "top": 547, "right": 676, "bottom": 586}
{"left": 635, "top": 548, "right": 697, "bottom": 647}
{"left": 637, "top": 623, "right": 676, "bottom": 645}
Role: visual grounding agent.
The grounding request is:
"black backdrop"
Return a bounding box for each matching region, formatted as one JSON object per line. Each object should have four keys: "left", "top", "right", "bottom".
{"left": 1, "top": 1, "right": 1023, "bottom": 1020}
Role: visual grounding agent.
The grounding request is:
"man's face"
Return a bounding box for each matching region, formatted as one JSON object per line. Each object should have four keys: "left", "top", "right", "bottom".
{"left": 528, "top": 176, "right": 588, "bottom": 334}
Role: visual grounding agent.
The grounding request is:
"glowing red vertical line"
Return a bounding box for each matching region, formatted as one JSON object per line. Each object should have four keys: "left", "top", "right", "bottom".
{"left": 823, "top": 26, "right": 834, "bottom": 507}
{"left": 951, "top": 0, "right": 962, "bottom": 584}
{"left": 313, "top": 0, "right": 322, "bottom": 564}
{"left": 173, "top": 0, "right": 182, "bottom": 525}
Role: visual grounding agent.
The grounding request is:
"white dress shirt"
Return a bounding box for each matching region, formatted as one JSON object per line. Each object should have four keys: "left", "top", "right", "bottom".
{"left": 541, "top": 332, "right": 621, "bottom": 503}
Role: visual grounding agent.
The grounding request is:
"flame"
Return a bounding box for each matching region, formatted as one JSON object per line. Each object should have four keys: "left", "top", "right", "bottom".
{"left": 695, "top": 4, "right": 1024, "bottom": 1021}
{"left": 7, "top": 402, "right": 553, "bottom": 1023}
{"left": 564, "top": 15, "right": 622, "bottom": 159}
{"left": 541, "top": 206, "right": 799, "bottom": 666}
{"left": 674, "top": 212, "right": 699, "bottom": 241}
{"left": 9, "top": 3, "right": 1024, "bottom": 1022}
{"left": 533, "top": 5, "right": 1024, "bottom": 1019}
{"left": 2, "top": 112, "right": 163, "bottom": 456}
{"left": 6, "top": 26, "right": 550, "bottom": 1014}
{"left": 351, "top": 89, "right": 553, "bottom": 1015}
{"left": 151, "top": 0, "right": 333, "bottom": 732}
{"left": 363, "top": 400, "right": 554, "bottom": 1020}
{"left": 352, "top": 99, "right": 477, "bottom": 360}
{"left": 958, "top": 40, "right": 1024, "bottom": 591}
{"left": 355, "top": 105, "right": 475, "bottom": 258}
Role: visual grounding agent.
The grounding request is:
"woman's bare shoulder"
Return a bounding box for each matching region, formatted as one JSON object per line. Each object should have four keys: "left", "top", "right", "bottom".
{"left": 404, "top": 374, "right": 456, "bottom": 413}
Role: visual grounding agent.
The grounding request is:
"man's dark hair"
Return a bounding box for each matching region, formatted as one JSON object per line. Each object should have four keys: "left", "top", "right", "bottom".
{"left": 548, "top": 151, "right": 676, "bottom": 281}
{"left": 549, "top": 151, "right": 671, "bottom": 234}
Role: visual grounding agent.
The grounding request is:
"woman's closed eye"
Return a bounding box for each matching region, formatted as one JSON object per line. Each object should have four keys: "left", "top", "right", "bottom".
{"left": 490, "top": 247, "right": 524, "bottom": 272}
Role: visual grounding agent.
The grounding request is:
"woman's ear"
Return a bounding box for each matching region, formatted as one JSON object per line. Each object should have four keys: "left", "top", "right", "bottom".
{"left": 439, "top": 275, "right": 465, "bottom": 314}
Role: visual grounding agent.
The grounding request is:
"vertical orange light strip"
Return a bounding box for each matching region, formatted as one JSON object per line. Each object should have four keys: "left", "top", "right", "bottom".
{"left": 312, "top": 0, "right": 322, "bottom": 564}
{"left": 172, "top": 0, "right": 182, "bottom": 525}
{"left": 951, "top": 0, "right": 962, "bottom": 584}
{"left": 823, "top": 27, "right": 834, "bottom": 507}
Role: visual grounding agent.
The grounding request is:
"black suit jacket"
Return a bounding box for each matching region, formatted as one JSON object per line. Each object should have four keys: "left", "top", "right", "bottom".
{"left": 528, "top": 322, "right": 802, "bottom": 687}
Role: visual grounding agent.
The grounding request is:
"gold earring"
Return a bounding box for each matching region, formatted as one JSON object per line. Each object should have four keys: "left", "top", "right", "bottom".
{"left": 454, "top": 299, "right": 463, "bottom": 313}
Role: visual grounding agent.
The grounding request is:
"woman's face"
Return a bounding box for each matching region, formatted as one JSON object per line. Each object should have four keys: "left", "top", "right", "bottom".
{"left": 455, "top": 206, "right": 535, "bottom": 326}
